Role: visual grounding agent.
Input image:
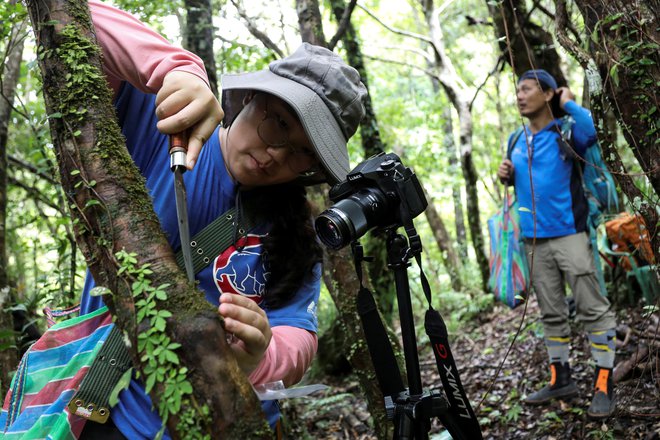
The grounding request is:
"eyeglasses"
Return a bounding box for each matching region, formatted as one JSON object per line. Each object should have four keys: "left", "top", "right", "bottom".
{"left": 256, "top": 95, "right": 320, "bottom": 175}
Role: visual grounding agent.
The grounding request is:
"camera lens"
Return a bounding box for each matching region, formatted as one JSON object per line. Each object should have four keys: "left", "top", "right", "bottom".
{"left": 314, "top": 211, "right": 354, "bottom": 250}
{"left": 315, "top": 188, "right": 387, "bottom": 249}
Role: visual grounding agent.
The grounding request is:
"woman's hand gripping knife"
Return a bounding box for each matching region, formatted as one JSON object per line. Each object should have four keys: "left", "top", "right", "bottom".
{"left": 155, "top": 71, "right": 223, "bottom": 170}
{"left": 90, "top": 0, "right": 223, "bottom": 170}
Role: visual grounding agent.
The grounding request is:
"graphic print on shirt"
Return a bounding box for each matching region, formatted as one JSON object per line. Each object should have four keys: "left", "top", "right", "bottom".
{"left": 214, "top": 234, "right": 269, "bottom": 305}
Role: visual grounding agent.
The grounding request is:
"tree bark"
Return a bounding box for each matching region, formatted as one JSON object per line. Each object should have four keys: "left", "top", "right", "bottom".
{"left": 557, "top": 0, "right": 659, "bottom": 259}
{"left": 442, "top": 106, "right": 468, "bottom": 262}
{"left": 296, "top": 0, "right": 327, "bottom": 47}
{"left": 419, "top": 0, "right": 489, "bottom": 291}
{"left": 423, "top": 187, "right": 462, "bottom": 291}
{"left": 0, "top": 5, "right": 25, "bottom": 397}
{"left": 295, "top": 1, "right": 393, "bottom": 438}
{"left": 25, "top": 0, "right": 268, "bottom": 437}
{"left": 183, "top": 0, "right": 218, "bottom": 96}
{"left": 330, "top": 0, "right": 398, "bottom": 325}
{"left": 487, "top": 0, "right": 568, "bottom": 83}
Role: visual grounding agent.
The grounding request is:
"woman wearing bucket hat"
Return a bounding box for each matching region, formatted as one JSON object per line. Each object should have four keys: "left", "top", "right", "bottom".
{"left": 5, "top": 2, "right": 366, "bottom": 439}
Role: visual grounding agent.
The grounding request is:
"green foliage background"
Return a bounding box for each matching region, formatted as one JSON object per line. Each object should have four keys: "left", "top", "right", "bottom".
{"left": 1, "top": 0, "right": 651, "bottom": 335}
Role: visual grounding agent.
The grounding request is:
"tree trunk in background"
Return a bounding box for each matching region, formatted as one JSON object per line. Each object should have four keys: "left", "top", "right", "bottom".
{"left": 295, "top": 1, "right": 392, "bottom": 438}
{"left": 423, "top": 187, "right": 462, "bottom": 291}
{"left": 296, "top": 0, "right": 327, "bottom": 47}
{"left": 329, "top": 0, "right": 382, "bottom": 159}
{"left": 419, "top": 0, "right": 489, "bottom": 291}
{"left": 559, "top": 0, "right": 659, "bottom": 258}
{"left": 442, "top": 106, "right": 468, "bottom": 262}
{"left": 487, "top": 0, "right": 567, "bottom": 83}
{"left": 183, "top": 0, "right": 218, "bottom": 95}
{"left": 0, "top": 9, "right": 25, "bottom": 396}
{"left": 330, "top": 0, "right": 398, "bottom": 324}
{"left": 26, "top": 1, "right": 268, "bottom": 437}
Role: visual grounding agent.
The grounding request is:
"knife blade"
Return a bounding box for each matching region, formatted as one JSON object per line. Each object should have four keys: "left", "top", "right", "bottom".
{"left": 170, "top": 133, "right": 195, "bottom": 282}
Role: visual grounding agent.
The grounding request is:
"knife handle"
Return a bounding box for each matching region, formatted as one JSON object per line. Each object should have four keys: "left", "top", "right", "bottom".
{"left": 169, "top": 132, "right": 188, "bottom": 171}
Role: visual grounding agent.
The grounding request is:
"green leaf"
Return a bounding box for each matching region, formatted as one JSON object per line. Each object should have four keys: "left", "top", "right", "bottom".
{"left": 609, "top": 64, "right": 619, "bottom": 87}
{"left": 70, "top": 169, "right": 81, "bottom": 176}
{"left": 164, "top": 350, "right": 179, "bottom": 364}
{"left": 145, "top": 371, "right": 156, "bottom": 393}
{"left": 179, "top": 380, "right": 193, "bottom": 395}
{"left": 108, "top": 368, "right": 134, "bottom": 407}
{"left": 158, "top": 310, "right": 173, "bottom": 318}
{"left": 154, "top": 317, "right": 166, "bottom": 332}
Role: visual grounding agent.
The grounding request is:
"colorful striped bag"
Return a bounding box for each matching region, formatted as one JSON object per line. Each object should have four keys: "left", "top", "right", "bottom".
{"left": 0, "top": 306, "right": 114, "bottom": 439}
{"left": 487, "top": 193, "right": 529, "bottom": 308}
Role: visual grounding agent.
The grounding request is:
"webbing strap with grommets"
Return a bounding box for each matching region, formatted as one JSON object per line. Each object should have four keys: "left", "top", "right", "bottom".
{"left": 175, "top": 207, "right": 257, "bottom": 275}
{"left": 67, "top": 326, "right": 131, "bottom": 423}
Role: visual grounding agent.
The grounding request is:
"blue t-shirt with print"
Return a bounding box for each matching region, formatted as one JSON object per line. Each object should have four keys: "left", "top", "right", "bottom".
{"left": 509, "top": 100, "right": 597, "bottom": 239}
{"left": 80, "top": 82, "right": 321, "bottom": 438}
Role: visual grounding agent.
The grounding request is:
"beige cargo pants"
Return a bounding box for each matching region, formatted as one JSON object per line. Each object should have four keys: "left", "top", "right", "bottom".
{"left": 525, "top": 232, "right": 617, "bottom": 337}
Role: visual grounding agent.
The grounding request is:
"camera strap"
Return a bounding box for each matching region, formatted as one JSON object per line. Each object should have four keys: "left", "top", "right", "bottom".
{"left": 418, "top": 256, "right": 482, "bottom": 440}
{"left": 399, "top": 194, "right": 483, "bottom": 440}
{"left": 352, "top": 243, "right": 406, "bottom": 398}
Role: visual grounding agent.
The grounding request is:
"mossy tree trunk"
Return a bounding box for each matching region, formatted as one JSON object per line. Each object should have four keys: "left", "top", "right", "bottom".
{"left": 419, "top": 0, "right": 489, "bottom": 291}
{"left": 329, "top": 0, "right": 400, "bottom": 323}
{"left": 422, "top": 187, "right": 462, "bottom": 292}
{"left": 442, "top": 106, "right": 469, "bottom": 263}
{"left": 25, "top": 0, "right": 269, "bottom": 437}
{"left": 294, "top": 1, "right": 393, "bottom": 438}
{"left": 0, "top": 3, "right": 25, "bottom": 397}
{"left": 556, "top": 0, "right": 659, "bottom": 259}
{"left": 183, "top": 0, "right": 218, "bottom": 96}
{"left": 487, "top": 0, "right": 568, "bottom": 83}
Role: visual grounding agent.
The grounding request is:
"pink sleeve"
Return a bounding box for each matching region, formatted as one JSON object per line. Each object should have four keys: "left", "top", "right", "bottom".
{"left": 248, "top": 326, "right": 318, "bottom": 387}
{"left": 89, "top": 0, "right": 208, "bottom": 95}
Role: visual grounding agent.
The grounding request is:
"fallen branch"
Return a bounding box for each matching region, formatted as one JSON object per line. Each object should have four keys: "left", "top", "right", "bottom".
{"left": 616, "top": 324, "right": 632, "bottom": 348}
{"left": 613, "top": 344, "right": 650, "bottom": 383}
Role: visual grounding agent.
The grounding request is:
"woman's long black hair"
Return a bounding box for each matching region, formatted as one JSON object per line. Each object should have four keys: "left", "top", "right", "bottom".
{"left": 243, "top": 183, "right": 323, "bottom": 309}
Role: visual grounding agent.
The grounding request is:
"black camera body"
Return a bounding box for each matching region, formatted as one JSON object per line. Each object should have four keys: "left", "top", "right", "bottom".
{"left": 315, "top": 152, "right": 427, "bottom": 250}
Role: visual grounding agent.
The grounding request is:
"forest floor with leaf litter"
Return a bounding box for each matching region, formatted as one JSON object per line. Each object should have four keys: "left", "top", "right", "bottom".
{"left": 281, "top": 297, "right": 660, "bottom": 439}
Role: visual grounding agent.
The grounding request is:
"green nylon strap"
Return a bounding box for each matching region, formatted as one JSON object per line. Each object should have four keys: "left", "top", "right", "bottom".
{"left": 71, "top": 206, "right": 257, "bottom": 423}
{"left": 67, "top": 326, "right": 132, "bottom": 423}
{"left": 175, "top": 207, "right": 258, "bottom": 275}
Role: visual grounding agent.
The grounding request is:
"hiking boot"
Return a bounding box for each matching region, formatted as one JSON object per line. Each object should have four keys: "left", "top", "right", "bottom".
{"left": 587, "top": 367, "right": 616, "bottom": 419}
{"left": 525, "top": 362, "right": 579, "bottom": 405}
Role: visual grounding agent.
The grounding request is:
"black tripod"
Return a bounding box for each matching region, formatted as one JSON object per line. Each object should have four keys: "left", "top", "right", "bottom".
{"left": 353, "top": 227, "right": 482, "bottom": 440}
{"left": 387, "top": 231, "right": 447, "bottom": 440}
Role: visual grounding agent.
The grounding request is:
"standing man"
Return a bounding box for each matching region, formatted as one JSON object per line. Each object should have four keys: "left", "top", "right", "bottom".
{"left": 497, "top": 69, "right": 617, "bottom": 418}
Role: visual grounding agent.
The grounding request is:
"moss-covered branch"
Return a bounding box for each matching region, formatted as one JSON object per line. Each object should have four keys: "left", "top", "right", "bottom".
{"left": 25, "top": 0, "right": 269, "bottom": 437}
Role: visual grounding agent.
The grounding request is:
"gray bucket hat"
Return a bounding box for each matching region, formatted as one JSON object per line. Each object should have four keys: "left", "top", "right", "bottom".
{"left": 221, "top": 43, "right": 367, "bottom": 184}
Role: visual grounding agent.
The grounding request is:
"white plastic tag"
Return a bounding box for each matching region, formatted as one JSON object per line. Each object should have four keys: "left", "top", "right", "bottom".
{"left": 253, "top": 380, "right": 328, "bottom": 401}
